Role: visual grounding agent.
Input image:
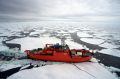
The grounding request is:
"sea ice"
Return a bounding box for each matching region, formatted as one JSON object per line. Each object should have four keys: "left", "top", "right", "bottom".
{"left": 7, "top": 62, "right": 118, "bottom": 79}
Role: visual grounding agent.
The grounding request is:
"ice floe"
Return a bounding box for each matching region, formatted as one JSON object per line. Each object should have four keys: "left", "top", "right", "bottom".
{"left": 99, "top": 49, "right": 120, "bottom": 57}
{"left": 7, "top": 62, "right": 118, "bottom": 79}
{"left": 107, "top": 66, "right": 120, "bottom": 72}
{"left": 77, "top": 32, "right": 93, "bottom": 38}
{"left": 81, "top": 38, "right": 104, "bottom": 45}
{"left": 99, "top": 43, "right": 118, "bottom": 49}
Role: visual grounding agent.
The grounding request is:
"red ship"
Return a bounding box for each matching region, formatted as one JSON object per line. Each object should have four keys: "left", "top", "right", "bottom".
{"left": 25, "top": 37, "right": 94, "bottom": 63}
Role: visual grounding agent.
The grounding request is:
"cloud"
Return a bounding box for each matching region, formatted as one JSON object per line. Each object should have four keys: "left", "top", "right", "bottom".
{"left": 0, "top": 0, "right": 120, "bottom": 21}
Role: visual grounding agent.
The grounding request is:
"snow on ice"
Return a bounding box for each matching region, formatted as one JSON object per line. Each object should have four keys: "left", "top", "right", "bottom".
{"left": 99, "top": 49, "right": 120, "bottom": 57}
{"left": 7, "top": 62, "right": 118, "bottom": 79}
{"left": 7, "top": 37, "right": 84, "bottom": 51}
{"left": 77, "top": 32, "right": 93, "bottom": 38}
{"left": 81, "top": 38, "right": 104, "bottom": 45}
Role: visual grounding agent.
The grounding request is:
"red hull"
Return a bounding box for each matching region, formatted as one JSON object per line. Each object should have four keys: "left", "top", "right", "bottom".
{"left": 25, "top": 49, "right": 92, "bottom": 63}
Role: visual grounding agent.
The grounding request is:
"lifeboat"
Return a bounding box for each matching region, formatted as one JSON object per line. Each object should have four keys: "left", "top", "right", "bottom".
{"left": 25, "top": 43, "right": 94, "bottom": 63}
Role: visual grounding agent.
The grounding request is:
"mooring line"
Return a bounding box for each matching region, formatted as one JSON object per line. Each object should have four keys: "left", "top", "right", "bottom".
{"left": 72, "top": 63, "right": 96, "bottom": 78}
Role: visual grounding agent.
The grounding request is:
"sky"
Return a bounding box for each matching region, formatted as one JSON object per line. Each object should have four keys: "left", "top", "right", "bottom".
{"left": 0, "top": 0, "right": 120, "bottom": 21}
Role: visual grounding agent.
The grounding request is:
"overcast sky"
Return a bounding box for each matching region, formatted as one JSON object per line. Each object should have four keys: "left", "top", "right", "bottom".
{"left": 0, "top": 0, "right": 120, "bottom": 21}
